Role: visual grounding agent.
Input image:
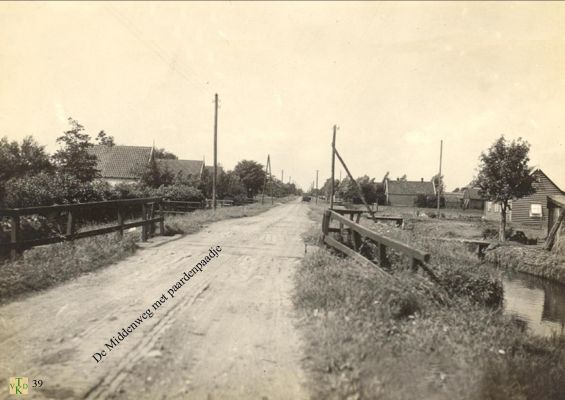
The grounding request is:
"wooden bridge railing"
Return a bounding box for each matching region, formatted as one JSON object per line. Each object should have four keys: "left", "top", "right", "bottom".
{"left": 1, "top": 197, "right": 164, "bottom": 261}
{"left": 322, "top": 209, "right": 430, "bottom": 273}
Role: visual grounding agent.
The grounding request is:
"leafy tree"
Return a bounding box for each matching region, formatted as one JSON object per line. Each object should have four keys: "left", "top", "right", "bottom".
{"left": 321, "top": 178, "right": 340, "bottom": 200}
{"left": 154, "top": 148, "right": 178, "bottom": 159}
{"left": 476, "top": 136, "right": 536, "bottom": 241}
{"left": 95, "top": 130, "right": 115, "bottom": 146}
{"left": 134, "top": 157, "right": 174, "bottom": 188}
{"left": 233, "top": 160, "right": 266, "bottom": 197}
{"left": 336, "top": 176, "right": 356, "bottom": 201}
{"left": 0, "top": 136, "right": 53, "bottom": 183}
{"left": 0, "top": 136, "right": 54, "bottom": 204}
{"left": 53, "top": 118, "right": 99, "bottom": 182}
{"left": 431, "top": 174, "right": 444, "bottom": 194}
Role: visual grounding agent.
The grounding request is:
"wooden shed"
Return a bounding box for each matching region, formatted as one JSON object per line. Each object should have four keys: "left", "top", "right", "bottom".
{"left": 385, "top": 178, "right": 436, "bottom": 207}
{"left": 484, "top": 169, "right": 565, "bottom": 234}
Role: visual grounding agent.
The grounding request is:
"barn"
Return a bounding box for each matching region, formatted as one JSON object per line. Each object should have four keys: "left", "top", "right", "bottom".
{"left": 462, "top": 187, "right": 485, "bottom": 210}
{"left": 484, "top": 169, "right": 565, "bottom": 233}
{"left": 385, "top": 178, "right": 436, "bottom": 207}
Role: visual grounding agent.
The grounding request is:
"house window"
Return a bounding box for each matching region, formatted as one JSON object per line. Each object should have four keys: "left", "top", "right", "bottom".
{"left": 530, "top": 204, "right": 542, "bottom": 217}
{"left": 494, "top": 203, "right": 501, "bottom": 213}
{"left": 487, "top": 202, "right": 492, "bottom": 212}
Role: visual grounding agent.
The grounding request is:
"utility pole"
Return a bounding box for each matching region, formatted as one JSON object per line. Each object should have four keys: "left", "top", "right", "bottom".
{"left": 437, "top": 139, "right": 443, "bottom": 217}
{"left": 281, "top": 169, "right": 284, "bottom": 183}
{"left": 315, "top": 170, "right": 319, "bottom": 204}
{"left": 261, "top": 154, "right": 272, "bottom": 205}
{"left": 212, "top": 93, "right": 218, "bottom": 210}
{"left": 330, "top": 125, "right": 336, "bottom": 209}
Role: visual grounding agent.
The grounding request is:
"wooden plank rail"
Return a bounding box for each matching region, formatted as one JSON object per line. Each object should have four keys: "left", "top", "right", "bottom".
{"left": 0, "top": 197, "right": 165, "bottom": 261}
{"left": 322, "top": 210, "right": 430, "bottom": 273}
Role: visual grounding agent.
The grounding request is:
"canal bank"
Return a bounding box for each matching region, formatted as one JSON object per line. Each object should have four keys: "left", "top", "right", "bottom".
{"left": 485, "top": 243, "right": 565, "bottom": 285}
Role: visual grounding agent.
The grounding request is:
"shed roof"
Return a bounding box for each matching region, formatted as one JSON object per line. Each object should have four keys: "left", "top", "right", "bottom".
{"left": 548, "top": 194, "right": 565, "bottom": 208}
{"left": 158, "top": 159, "right": 204, "bottom": 178}
{"left": 464, "top": 187, "right": 484, "bottom": 200}
{"left": 387, "top": 180, "right": 435, "bottom": 196}
{"left": 90, "top": 145, "right": 152, "bottom": 179}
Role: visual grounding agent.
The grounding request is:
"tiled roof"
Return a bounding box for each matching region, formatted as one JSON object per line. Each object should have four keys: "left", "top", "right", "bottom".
{"left": 158, "top": 159, "right": 204, "bottom": 178}
{"left": 90, "top": 145, "right": 152, "bottom": 179}
{"left": 387, "top": 180, "right": 435, "bottom": 195}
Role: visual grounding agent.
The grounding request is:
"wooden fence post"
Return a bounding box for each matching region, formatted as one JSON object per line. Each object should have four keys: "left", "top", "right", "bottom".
{"left": 141, "top": 203, "right": 148, "bottom": 242}
{"left": 379, "top": 243, "right": 389, "bottom": 268}
{"left": 322, "top": 210, "right": 330, "bottom": 236}
{"left": 66, "top": 210, "right": 75, "bottom": 241}
{"left": 158, "top": 202, "right": 165, "bottom": 236}
{"left": 117, "top": 207, "right": 124, "bottom": 239}
{"left": 10, "top": 215, "right": 20, "bottom": 261}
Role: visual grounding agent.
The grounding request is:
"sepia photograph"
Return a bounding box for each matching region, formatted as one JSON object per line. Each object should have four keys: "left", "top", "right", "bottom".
{"left": 1, "top": 1, "right": 564, "bottom": 399}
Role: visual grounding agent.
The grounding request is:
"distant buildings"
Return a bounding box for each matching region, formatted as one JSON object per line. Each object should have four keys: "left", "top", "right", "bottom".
{"left": 90, "top": 144, "right": 205, "bottom": 185}
{"left": 385, "top": 178, "right": 436, "bottom": 206}
{"left": 462, "top": 187, "right": 485, "bottom": 210}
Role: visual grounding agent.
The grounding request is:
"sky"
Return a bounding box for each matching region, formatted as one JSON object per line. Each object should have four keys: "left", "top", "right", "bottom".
{"left": 1, "top": 1, "right": 564, "bottom": 191}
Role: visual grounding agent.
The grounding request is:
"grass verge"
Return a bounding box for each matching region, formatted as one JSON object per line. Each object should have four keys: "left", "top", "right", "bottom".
{"left": 296, "top": 204, "right": 565, "bottom": 400}
{"left": 0, "top": 197, "right": 294, "bottom": 304}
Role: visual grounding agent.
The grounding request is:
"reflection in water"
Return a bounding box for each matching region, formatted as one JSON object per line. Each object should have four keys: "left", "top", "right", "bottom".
{"left": 502, "top": 270, "right": 565, "bottom": 337}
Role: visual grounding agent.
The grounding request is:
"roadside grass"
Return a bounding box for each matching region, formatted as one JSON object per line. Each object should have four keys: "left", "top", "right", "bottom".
{"left": 163, "top": 197, "right": 293, "bottom": 235}
{"left": 0, "top": 197, "right": 295, "bottom": 303}
{"left": 297, "top": 203, "right": 565, "bottom": 399}
{"left": 295, "top": 250, "right": 565, "bottom": 400}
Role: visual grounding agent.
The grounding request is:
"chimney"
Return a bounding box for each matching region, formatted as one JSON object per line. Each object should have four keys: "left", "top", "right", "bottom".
{"left": 421, "top": 178, "right": 424, "bottom": 182}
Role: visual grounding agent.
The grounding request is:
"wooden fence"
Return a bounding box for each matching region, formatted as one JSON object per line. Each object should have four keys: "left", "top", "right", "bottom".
{"left": 0, "top": 197, "right": 164, "bottom": 261}
{"left": 322, "top": 209, "right": 430, "bottom": 274}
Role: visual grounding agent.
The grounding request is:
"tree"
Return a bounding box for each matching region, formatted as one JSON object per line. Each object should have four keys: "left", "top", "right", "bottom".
{"left": 0, "top": 136, "right": 53, "bottom": 204}
{"left": 233, "top": 160, "right": 266, "bottom": 197}
{"left": 431, "top": 174, "right": 444, "bottom": 194}
{"left": 476, "top": 136, "right": 536, "bottom": 241}
{"left": 0, "top": 136, "right": 53, "bottom": 183}
{"left": 154, "top": 148, "right": 178, "bottom": 159}
{"left": 95, "top": 130, "right": 115, "bottom": 146}
{"left": 53, "top": 118, "right": 99, "bottom": 182}
{"left": 321, "top": 178, "right": 339, "bottom": 200}
{"left": 134, "top": 156, "right": 174, "bottom": 188}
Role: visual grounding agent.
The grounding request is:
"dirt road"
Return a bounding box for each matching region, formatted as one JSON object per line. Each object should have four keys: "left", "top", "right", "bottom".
{"left": 0, "top": 200, "right": 314, "bottom": 399}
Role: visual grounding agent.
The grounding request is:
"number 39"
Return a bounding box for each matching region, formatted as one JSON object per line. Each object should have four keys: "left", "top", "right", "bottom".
{"left": 33, "top": 379, "right": 43, "bottom": 388}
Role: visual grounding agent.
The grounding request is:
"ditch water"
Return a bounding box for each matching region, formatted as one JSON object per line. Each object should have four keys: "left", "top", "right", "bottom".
{"left": 501, "top": 269, "right": 565, "bottom": 337}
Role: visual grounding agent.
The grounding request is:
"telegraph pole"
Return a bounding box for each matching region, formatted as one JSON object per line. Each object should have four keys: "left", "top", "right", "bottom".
{"left": 437, "top": 139, "right": 443, "bottom": 217}
{"left": 330, "top": 125, "right": 336, "bottom": 209}
{"left": 315, "top": 170, "right": 319, "bottom": 204}
{"left": 281, "top": 169, "right": 284, "bottom": 183}
{"left": 212, "top": 93, "right": 218, "bottom": 210}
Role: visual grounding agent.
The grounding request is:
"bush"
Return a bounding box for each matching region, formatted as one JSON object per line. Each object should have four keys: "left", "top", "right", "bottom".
{"left": 160, "top": 183, "right": 204, "bottom": 202}
{"left": 3, "top": 173, "right": 109, "bottom": 208}
{"left": 439, "top": 264, "right": 503, "bottom": 307}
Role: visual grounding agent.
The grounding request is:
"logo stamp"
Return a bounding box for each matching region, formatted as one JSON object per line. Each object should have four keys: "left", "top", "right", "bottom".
{"left": 9, "top": 377, "right": 28, "bottom": 395}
